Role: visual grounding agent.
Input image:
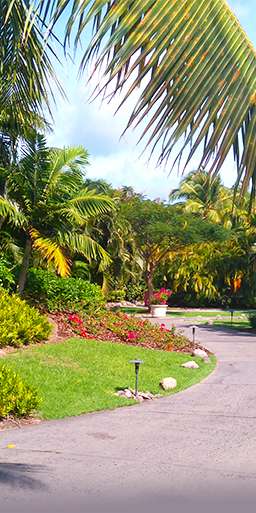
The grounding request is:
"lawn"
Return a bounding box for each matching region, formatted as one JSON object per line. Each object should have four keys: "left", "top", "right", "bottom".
{"left": 119, "top": 306, "right": 255, "bottom": 319}
{"left": 1, "top": 338, "right": 215, "bottom": 420}
{"left": 213, "top": 319, "right": 253, "bottom": 330}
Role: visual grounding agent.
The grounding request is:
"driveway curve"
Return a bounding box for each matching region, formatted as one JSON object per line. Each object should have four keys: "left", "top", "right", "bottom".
{"left": 1, "top": 322, "right": 256, "bottom": 513}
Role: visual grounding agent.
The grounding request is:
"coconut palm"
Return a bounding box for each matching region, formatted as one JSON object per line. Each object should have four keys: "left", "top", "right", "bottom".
{"left": 16, "top": 0, "right": 256, "bottom": 199}
{"left": 0, "top": 134, "right": 114, "bottom": 293}
{"left": 1, "top": 0, "right": 61, "bottom": 126}
{"left": 170, "top": 171, "right": 234, "bottom": 227}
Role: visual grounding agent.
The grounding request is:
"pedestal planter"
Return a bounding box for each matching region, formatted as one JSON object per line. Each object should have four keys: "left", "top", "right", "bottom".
{"left": 150, "top": 304, "right": 168, "bottom": 318}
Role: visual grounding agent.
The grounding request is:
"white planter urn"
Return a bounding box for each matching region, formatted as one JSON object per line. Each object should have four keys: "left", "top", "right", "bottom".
{"left": 150, "top": 304, "right": 168, "bottom": 318}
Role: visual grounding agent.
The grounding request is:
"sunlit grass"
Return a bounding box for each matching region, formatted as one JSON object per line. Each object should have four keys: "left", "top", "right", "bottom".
{"left": 1, "top": 338, "right": 215, "bottom": 420}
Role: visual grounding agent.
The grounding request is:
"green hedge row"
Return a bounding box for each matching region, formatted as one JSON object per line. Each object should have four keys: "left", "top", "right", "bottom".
{"left": 26, "top": 268, "right": 105, "bottom": 313}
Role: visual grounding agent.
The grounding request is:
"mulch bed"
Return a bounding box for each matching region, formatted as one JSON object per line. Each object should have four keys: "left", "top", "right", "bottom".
{"left": 0, "top": 416, "right": 41, "bottom": 432}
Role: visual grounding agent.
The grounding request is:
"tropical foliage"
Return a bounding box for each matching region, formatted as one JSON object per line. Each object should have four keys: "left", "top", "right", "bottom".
{"left": 0, "top": 134, "right": 114, "bottom": 292}
{"left": 1, "top": 0, "right": 256, "bottom": 314}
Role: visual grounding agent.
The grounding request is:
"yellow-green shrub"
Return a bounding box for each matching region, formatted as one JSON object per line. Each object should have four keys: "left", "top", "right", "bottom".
{"left": 0, "top": 365, "right": 41, "bottom": 418}
{"left": 0, "top": 288, "right": 51, "bottom": 348}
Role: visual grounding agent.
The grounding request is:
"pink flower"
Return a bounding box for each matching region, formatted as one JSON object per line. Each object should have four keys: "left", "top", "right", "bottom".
{"left": 127, "top": 331, "right": 138, "bottom": 340}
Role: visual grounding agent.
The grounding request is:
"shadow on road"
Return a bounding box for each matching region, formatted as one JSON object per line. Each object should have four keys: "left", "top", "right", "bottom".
{"left": 0, "top": 462, "right": 47, "bottom": 490}
{"left": 197, "top": 324, "right": 256, "bottom": 339}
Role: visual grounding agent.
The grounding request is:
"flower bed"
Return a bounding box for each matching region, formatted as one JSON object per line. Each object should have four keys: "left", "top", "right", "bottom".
{"left": 66, "top": 311, "right": 193, "bottom": 352}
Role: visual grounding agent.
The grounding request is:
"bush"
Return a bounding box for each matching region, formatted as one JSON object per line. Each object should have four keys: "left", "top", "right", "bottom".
{"left": 0, "top": 258, "right": 15, "bottom": 291}
{"left": 26, "top": 268, "right": 105, "bottom": 313}
{"left": 107, "top": 289, "right": 126, "bottom": 301}
{"left": 0, "top": 365, "right": 40, "bottom": 418}
{"left": 125, "top": 283, "right": 145, "bottom": 302}
{"left": 0, "top": 288, "right": 51, "bottom": 348}
{"left": 248, "top": 313, "right": 256, "bottom": 329}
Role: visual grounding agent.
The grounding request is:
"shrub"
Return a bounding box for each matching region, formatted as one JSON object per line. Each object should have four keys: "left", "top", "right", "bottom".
{"left": 0, "top": 365, "right": 40, "bottom": 418}
{"left": 125, "top": 283, "right": 145, "bottom": 302}
{"left": 0, "top": 258, "right": 15, "bottom": 291}
{"left": 26, "top": 268, "right": 105, "bottom": 313}
{"left": 0, "top": 288, "right": 51, "bottom": 348}
{"left": 248, "top": 313, "right": 256, "bottom": 329}
{"left": 67, "top": 310, "right": 191, "bottom": 352}
{"left": 107, "top": 289, "right": 126, "bottom": 301}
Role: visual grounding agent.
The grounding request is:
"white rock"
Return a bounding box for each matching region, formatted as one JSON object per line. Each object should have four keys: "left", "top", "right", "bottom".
{"left": 181, "top": 361, "right": 199, "bottom": 369}
{"left": 160, "top": 377, "right": 177, "bottom": 390}
{"left": 124, "top": 389, "right": 133, "bottom": 399}
{"left": 193, "top": 348, "right": 208, "bottom": 360}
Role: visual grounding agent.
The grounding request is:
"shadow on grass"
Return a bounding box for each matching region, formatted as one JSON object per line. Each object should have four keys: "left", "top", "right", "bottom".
{"left": 0, "top": 462, "right": 48, "bottom": 490}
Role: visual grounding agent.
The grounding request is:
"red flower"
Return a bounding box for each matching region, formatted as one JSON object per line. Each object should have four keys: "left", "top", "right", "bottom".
{"left": 80, "top": 328, "right": 89, "bottom": 338}
{"left": 127, "top": 331, "right": 138, "bottom": 340}
{"left": 68, "top": 314, "right": 83, "bottom": 325}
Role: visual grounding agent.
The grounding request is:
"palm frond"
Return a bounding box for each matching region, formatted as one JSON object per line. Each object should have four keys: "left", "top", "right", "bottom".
{"left": 30, "top": 228, "right": 71, "bottom": 277}
{"left": 1, "top": 0, "right": 63, "bottom": 125}
{"left": 44, "top": 146, "right": 89, "bottom": 197}
{"left": 0, "top": 196, "right": 26, "bottom": 227}
{"left": 65, "top": 189, "right": 115, "bottom": 219}
{"left": 39, "top": 0, "right": 256, "bottom": 196}
{"left": 57, "top": 232, "right": 112, "bottom": 270}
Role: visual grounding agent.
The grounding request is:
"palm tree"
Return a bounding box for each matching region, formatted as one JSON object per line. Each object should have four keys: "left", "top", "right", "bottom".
{"left": 170, "top": 171, "right": 233, "bottom": 227}
{"left": 0, "top": 134, "right": 114, "bottom": 293}
{"left": 16, "top": 0, "right": 256, "bottom": 200}
{"left": 1, "top": 0, "right": 61, "bottom": 127}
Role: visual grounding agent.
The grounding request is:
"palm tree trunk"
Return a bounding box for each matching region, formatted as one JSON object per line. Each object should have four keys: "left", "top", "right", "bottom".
{"left": 17, "top": 237, "right": 32, "bottom": 295}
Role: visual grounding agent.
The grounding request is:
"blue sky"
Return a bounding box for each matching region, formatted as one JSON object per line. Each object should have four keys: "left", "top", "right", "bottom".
{"left": 48, "top": 1, "right": 255, "bottom": 199}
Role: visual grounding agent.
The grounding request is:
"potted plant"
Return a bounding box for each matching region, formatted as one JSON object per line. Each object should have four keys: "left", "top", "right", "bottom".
{"left": 150, "top": 288, "right": 172, "bottom": 318}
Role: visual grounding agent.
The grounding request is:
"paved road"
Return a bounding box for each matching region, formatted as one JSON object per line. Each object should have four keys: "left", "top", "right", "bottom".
{"left": 1, "top": 322, "right": 256, "bottom": 513}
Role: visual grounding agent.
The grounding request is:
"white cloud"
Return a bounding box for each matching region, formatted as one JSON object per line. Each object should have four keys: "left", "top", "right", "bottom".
{"left": 48, "top": 62, "right": 238, "bottom": 199}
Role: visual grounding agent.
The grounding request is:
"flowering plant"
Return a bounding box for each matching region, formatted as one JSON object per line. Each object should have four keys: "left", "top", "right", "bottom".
{"left": 150, "top": 288, "right": 172, "bottom": 305}
{"left": 66, "top": 310, "right": 190, "bottom": 351}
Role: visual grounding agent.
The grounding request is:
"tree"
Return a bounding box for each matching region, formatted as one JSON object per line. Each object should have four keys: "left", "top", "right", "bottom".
{"left": 122, "top": 198, "right": 228, "bottom": 302}
{"left": 82, "top": 182, "right": 143, "bottom": 294}
{"left": 20, "top": 0, "right": 256, "bottom": 199}
{"left": 170, "top": 170, "right": 233, "bottom": 227}
{"left": 0, "top": 134, "right": 114, "bottom": 293}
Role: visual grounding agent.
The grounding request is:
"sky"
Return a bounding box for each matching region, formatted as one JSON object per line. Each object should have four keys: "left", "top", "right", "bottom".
{"left": 48, "top": 0, "right": 255, "bottom": 200}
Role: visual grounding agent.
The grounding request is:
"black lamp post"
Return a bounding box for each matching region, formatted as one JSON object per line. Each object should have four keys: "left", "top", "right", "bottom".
{"left": 230, "top": 309, "right": 234, "bottom": 325}
{"left": 192, "top": 325, "right": 197, "bottom": 344}
{"left": 129, "top": 359, "right": 144, "bottom": 397}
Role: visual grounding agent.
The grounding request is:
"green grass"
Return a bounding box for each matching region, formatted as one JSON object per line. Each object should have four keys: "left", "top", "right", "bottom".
{"left": 213, "top": 319, "right": 252, "bottom": 330}
{"left": 1, "top": 339, "right": 216, "bottom": 420}
{"left": 119, "top": 306, "right": 256, "bottom": 319}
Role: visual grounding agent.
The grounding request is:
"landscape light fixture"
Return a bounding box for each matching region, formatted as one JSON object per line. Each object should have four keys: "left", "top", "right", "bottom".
{"left": 192, "top": 325, "right": 197, "bottom": 344}
{"left": 129, "top": 359, "right": 144, "bottom": 397}
{"left": 230, "top": 309, "right": 234, "bottom": 325}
